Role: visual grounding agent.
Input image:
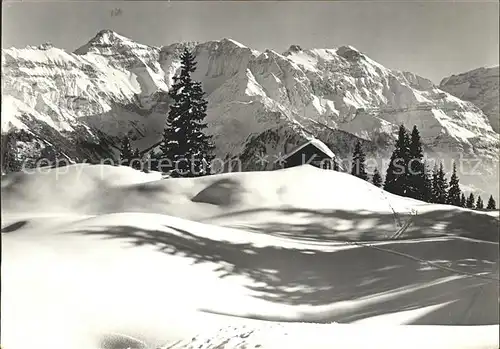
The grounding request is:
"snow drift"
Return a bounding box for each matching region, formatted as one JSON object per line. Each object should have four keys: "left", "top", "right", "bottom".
{"left": 1, "top": 164, "right": 499, "bottom": 349}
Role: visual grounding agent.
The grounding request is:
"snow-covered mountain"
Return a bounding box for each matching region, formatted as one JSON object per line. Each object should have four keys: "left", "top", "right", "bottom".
{"left": 2, "top": 30, "right": 498, "bottom": 197}
{"left": 440, "top": 66, "right": 499, "bottom": 133}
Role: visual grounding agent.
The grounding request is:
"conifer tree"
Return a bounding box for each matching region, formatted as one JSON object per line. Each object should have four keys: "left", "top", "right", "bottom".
{"left": 446, "top": 162, "right": 462, "bottom": 206}
{"left": 351, "top": 140, "right": 368, "bottom": 181}
{"left": 142, "top": 151, "right": 151, "bottom": 173}
{"left": 407, "top": 125, "right": 426, "bottom": 200}
{"left": 437, "top": 163, "right": 449, "bottom": 204}
{"left": 486, "top": 195, "right": 496, "bottom": 210}
{"left": 422, "top": 161, "right": 433, "bottom": 203}
{"left": 131, "top": 148, "right": 142, "bottom": 170}
{"left": 371, "top": 168, "right": 383, "bottom": 187}
{"left": 430, "top": 164, "right": 439, "bottom": 203}
{"left": 120, "top": 136, "right": 133, "bottom": 166}
{"left": 460, "top": 193, "right": 466, "bottom": 208}
{"left": 384, "top": 125, "right": 411, "bottom": 196}
{"left": 476, "top": 196, "right": 484, "bottom": 210}
{"left": 160, "top": 48, "right": 215, "bottom": 177}
{"left": 466, "top": 193, "right": 475, "bottom": 209}
{"left": 432, "top": 162, "right": 448, "bottom": 204}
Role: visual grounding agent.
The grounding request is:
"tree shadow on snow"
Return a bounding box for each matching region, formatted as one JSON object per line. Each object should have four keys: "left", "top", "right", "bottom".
{"left": 206, "top": 207, "right": 500, "bottom": 243}
{"left": 68, "top": 209, "right": 499, "bottom": 325}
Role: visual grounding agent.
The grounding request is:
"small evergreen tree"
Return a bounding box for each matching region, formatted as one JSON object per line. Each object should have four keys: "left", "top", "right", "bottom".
{"left": 460, "top": 193, "right": 466, "bottom": 208}
{"left": 142, "top": 152, "right": 151, "bottom": 173}
{"left": 371, "top": 168, "right": 383, "bottom": 187}
{"left": 476, "top": 196, "right": 484, "bottom": 210}
{"left": 160, "top": 48, "right": 215, "bottom": 177}
{"left": 131, "top": 148, "right": 142, "bottom": 170}
{"left": 407, "top": 125, "right": 426, "bottom": 200}
{"left": 120, "top": 136, "right": 133, "bottom": 166}
{"left": 446, "top": 162, "right": 462, "bottom": 206}
{"left": 466, "top": 193, "right": 475, "bottom": 209}
{"left": 384, "top": 125, "right": 411, "bottom": 196}
{"left": 486, "top": 195, "right": 496, "bottom": 210}
{"left": 351, "top": 140, "right": 368, "bottom": 181}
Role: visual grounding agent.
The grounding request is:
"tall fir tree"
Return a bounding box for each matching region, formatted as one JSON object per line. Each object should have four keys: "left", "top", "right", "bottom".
{"left": 476, "top": 196, "right": 484, "bottom": 210}
{"left": 486, "top": 195, "right": 496, "bottom": 210}
{"left": 430, "top": 164, "right": 438, "bottom": 203}
{"left": 466, "top": 193, "right": 475, "bottom": 209}
{"left": 120, "top": 136, "right": 133, "bottom": 166}
{"left": 351, "top": 140, "right": 368, "bottom": 181}
{"left": 407, "top": 125, "right": 426, "bottom": 200}
{"left": 446, "top": 162, "right": 462, "bottom": 206}
{"left": 460, "top": 193, "right": 466, "bottom": 208}
{"left": 432, "top": 162, "right": 448, "bottom": 204}
{"left": 371, "top": 168, "right": 383, "bottom": 187}
{"left": 422, "top": 162, "right": 433, "bottom": 203}
{"left": 384, "top": 125, "right": 411, "bottom": 196}
{"left": 160, "top": 48, "right": 215, "bottom": 177}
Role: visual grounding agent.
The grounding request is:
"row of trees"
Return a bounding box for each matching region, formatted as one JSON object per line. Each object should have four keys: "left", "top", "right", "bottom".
{"left": 117, "top": 47, "right": 496, "bottom": 210}
{"left": 349, "top": 125, "right": 497, "bottom": 210}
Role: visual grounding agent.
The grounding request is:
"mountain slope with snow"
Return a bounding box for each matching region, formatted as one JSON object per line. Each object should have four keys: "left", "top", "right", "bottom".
{"left": 2, "top": 31, "right": 498, "bottom": 197}
{"left": 1, "top": 30, "right": 170, "bottom": 164}
{"left": 440, "top": 66, "right": 499, "bottom": 133}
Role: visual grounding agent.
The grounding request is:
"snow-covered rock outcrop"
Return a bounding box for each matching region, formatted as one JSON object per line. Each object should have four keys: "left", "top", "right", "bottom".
{"left": 2, "top": 30, "right": 498, "bottom": 197}
{"left": 440, "top": 66, "right": 499, "bottom": 133}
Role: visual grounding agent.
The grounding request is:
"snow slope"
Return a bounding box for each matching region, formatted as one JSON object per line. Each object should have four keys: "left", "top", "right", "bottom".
{"left": 2, "top": 165, "right": 499, "bottom": 349}
{"left": 440, "top": 66, "right": 499, "bottom": 133}
{"left": 2, "top": 31, "right": 499, "bottom": 199}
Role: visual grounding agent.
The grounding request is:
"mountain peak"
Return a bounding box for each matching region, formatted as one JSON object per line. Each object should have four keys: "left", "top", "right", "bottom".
{"left": 336, "top": 45, "right": 363, "bottom": 60}
{"left": 37, "top": 42, "right": 54, "bottom": 50}
{"left": 283, "top": 44, "right": 303, "bottom": 55}
{"left": 22, "top": 42, "right": 54, "bottom": 51}
{"left": 90, "top": 29, "right": 132, "bottom": 46}
{"left": 218, "top": 38, "right": 247, "bottom": 48}
{"left": 96, "top": 29, "right": 116, "bottom": 36}
{"left": 194, "top": 38, "right": 251, "bottom": 53}
{"left": 74, "top": 29, "right": 142, "bottom": 55}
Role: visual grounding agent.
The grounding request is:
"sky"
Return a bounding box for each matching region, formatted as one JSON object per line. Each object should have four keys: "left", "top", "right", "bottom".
{"left": 2, "top": 1, "right": 499, "bottom": 83}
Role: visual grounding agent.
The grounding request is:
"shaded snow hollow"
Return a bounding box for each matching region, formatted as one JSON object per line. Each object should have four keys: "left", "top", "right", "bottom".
{"left": 1, "top": 164, "right": 499, "bottom": 349}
